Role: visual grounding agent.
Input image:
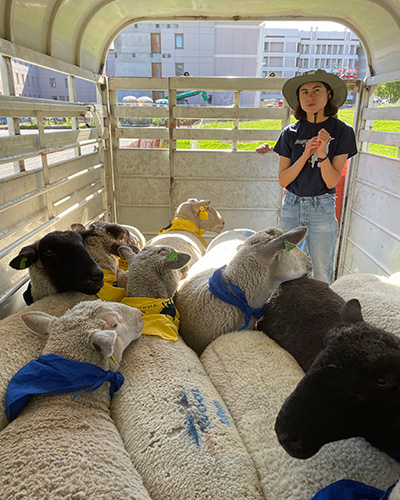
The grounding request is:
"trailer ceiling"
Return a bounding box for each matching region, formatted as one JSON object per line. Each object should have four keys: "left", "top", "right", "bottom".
{"left": 0, "top": 0, "right": 399, "bottom": 79}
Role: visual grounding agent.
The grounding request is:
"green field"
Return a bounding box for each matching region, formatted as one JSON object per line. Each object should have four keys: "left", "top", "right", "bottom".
{"left": 177, "top": 105, "right": 400, "bottom": 157}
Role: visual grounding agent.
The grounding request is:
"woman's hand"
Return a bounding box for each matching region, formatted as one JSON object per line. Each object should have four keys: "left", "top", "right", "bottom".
{"left": 256, "top": 143, "right": 273, "bottom": 154}
{"left": 317, "top": 128, "right": 331, "bottom": 155}
{"left": 303, "top": 137, "right": 319, "bottom": 158}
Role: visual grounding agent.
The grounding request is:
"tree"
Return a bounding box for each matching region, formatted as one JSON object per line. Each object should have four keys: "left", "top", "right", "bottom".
{"left": 375, "top": 81, "right": 400, "bottom": 103}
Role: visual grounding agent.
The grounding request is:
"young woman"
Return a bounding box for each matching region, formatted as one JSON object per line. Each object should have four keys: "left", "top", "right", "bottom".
{"left": 257, "top": 69, "right": 357, "bottom": 283}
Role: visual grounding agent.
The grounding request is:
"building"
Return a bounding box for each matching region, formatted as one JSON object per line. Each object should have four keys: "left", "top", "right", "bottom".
{"left": 113, "top": 21, "right": 260, "bottom": 106}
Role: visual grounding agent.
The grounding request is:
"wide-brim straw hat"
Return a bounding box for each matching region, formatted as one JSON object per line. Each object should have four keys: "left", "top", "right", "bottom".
{"left": 282, "top": 69, "right": 348, "bottom": 110}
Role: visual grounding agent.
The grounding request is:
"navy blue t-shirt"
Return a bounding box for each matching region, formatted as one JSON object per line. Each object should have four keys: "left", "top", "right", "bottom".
{"left": 273, "top": 116, "right": 358, "bottom": 196}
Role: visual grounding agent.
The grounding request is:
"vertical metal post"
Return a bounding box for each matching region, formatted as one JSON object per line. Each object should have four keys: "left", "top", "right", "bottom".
{"left": 108, "top": 80, "right": 119, "bottom": 222}
{"left": 232, "top": 90, "right": 240, "bottom": 151}
{"left": 0, "top": 55, "right": 25, "bottom": 173}
{"left": 36, "top": 110, "right": 54, "bottom": 221}
{"left": 67, "top": 74, "right": 81, "bottom": 157}
{"left": 168, "top": 77, "right": 177, "bottom": 221}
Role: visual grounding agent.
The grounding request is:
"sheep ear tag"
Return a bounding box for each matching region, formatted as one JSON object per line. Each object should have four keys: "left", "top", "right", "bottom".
{"left": 284, "top": 241, "right": 297, "bottom": 252}
{"left": 165, "top": 250, "right": 178, "bottom": 263}
{"left": 19, "top": 257, "right": 28, "bottom": 269}
{"left": 199, "top": 206, "right": 209, "bottom": 220}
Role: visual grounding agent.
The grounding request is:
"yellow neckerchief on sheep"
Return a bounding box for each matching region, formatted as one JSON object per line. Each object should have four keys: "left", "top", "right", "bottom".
{"left": 97, "top": 269, "right": 126, "bottom": 302}
{"left": 121, "top": 297, "right": 179, "bottom": 342}
{"left": 158, "top": 217, "right": 208, "bottom": 248}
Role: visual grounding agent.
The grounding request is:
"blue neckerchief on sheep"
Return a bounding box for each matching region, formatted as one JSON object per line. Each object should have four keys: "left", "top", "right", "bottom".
{"left": 208, "top": 266, "right": 266, "bottom": 330}
{"left": 5, "top": 353, "right": 124, "bottom": 422}
{"left": 309, "top": 478, "right": 397, "bottom": 500}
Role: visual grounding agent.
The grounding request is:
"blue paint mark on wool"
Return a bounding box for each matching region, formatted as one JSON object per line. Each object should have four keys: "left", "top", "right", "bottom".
{"left": 213, "top": 400, "right": 230, "bottom": 426}
{"left": 185, "top": 411, "right": 200, "bottom": 447}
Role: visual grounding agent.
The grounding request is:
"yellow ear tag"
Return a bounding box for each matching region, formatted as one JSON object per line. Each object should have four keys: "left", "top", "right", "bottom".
{"left": 284, "top": 241, "right": 297, "bottom": 252}
{"left": 199, "top": 206, "right": 208, "bottom": 220}
{"left": 110, "top": 355, "right": 118, "bottom": 365}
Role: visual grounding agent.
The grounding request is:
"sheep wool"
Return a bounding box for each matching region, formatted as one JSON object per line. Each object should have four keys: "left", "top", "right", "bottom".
{"left": 201, "top": 330, "right": 400, "bottom": 500}
{"left": 111, "top": 335, "right": 264, "bottom": 500}
{"left": 331, "top": 272, "right": 400, "bottom": 336}
{"left": 0, "top": 292, "right": 97, "bottom": 431}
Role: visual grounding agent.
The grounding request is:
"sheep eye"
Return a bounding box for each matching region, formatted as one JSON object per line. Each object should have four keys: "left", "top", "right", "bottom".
{"left": 375, "top": 378, "right": 390, "bottom": 388}
{"left": 112, "top": 322, "right": 118, "bottom": 328}
{"left": 44, "top": 249, "right": 54, "bottom": 256}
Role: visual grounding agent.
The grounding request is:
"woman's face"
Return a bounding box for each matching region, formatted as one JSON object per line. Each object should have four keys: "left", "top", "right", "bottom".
{"left": 298, "top": 81, "right": 330, "bottom": 115}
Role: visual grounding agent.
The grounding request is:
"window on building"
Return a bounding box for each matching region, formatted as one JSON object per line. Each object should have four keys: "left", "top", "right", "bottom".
{"left": 175, "top": 34, "right": 184, "bottom": 49}
{"left": 151, "top": 33, "right": 161, "bottom": 53}
{"left": 270, "top": 42, "right": 284, "bottom": 52}
{"left": 327, "top": 45, "right": 332, "bottom": 54}
{"left": 50, "top": 78, "right": 56, "bottom": 88}
{"left": 59, "top": 96, "right": 65, "bottom": 101}
{"left": 264, "top": 42, "right": 270, "bottom": 51}
{"left": 65, "top": 78, "right": 68, "bottom": 88}
{"left": 315, "top": 58, "right": 320, "bottom": 67}
{"left": 325, "top": 59, "right": 330, "bottom": 68}
{"left": 303, "top": 44, "right": 310, "bottom": 54}
{"left": 270, "top": 56, "right": 283, "bottom": 66}
{"left": 175, "top": 63, "right": 184, "bottom": 76}
{"left": 333, "top": 45, "right": 338, "bottom": 55}
{"left": 36, "top": 77, "right": 39, "bottom": 86}
{"left": 338, "top": 45, "right": 343, "bottom": 54}
{"left": 338, "top": 59, "right": 342, "bottom": 67}
{"left": 321, "top": 45, "right": 326, "bottom": 55}
{"left": 16, "top": 73, "right": 19, "bottom": 84}
{"left": 316, "top": 45, "right": 321, "bottom": 54}
{"left": 303, "top": 58, "right": 309, "bottom": 68}
{"left": 52, "top": 96, "right": 58, "bottom": 100}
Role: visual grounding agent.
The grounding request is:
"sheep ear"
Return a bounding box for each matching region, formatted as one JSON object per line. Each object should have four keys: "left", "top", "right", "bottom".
{"left": 20, "top": 311, "right": 54, "bottom": 337}
{"left": 90, "top": 330, "right": 117, "bottom": 357}
{"left": 164, "top": 251, "right": 191, "bottom": 269}
{"left": 111, "top": 242, "right": 139, "bottom": 257}
{"left": 268, "top": 226, "right": 308, "bottom": 256}
{"left": 71, "top": 223, "right": 86, "bottom": 232}
{"left": 117, "top": 244, "right": 138, "bottom": 261}
{"left": 341, "top": 299, "right": 364, "bottom": 324}
{"left": 9, "top": 245, "right": 39, "bottom": 270}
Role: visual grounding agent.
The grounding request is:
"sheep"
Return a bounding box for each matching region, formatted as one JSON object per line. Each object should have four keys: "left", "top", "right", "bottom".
{"left": 9, "top": 230, "right": 104, "bottom": 304}
{"left": 206, "top": 228, "right": 256, "bottom": 253}
{"left": 256, "top": 276, "right": 345, "bottom": 371}
{"left": 110, "top": 244, "right": 264, "bottom": 500}
{"left": 1, "top": 230, "right": 105, "bottom": 431}
{"left": 71, "top": 221, "right": 140, "bottom": 294}
{"left": 175, "top": 226, "right": 313, "bottom": 355}
{"left": 121, "top": 223, "right": 147, "bottom": 249}
{"left": 200, "top": 329, "right": 400, "bottom": 500}
{"left": 0, "top": 300, "right": 151, "bottom": 500}
{"left": 274, "top": 298, "right": 400, "bottom": 462}
{"left": 330, "top": 272, "right": 400, "bottom": 336}
{"left": 146, "top": 198, "right": 225, "bottom": 267}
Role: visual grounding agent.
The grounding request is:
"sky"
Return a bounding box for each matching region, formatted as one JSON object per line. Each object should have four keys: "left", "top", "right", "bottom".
{"left": 262, "top": 21, "right": 347, "bottom": 31}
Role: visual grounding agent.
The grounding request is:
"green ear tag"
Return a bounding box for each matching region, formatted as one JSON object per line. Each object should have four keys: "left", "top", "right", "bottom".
{"left": 165, "top": 250, "right": 178, "bottom": 262}
{"left": 284, "top": 241, "right": 297, "bottom": 252}
{"left": 19, "top": 257, "right": 28, "bottom": 269}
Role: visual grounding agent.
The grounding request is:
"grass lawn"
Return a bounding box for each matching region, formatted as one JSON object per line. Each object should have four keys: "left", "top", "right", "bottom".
{"left": 177, "top": 105, "right": 400, "bottom": 157}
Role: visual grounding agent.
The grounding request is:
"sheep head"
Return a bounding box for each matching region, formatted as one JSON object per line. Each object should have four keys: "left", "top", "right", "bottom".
{"left": 9, "top": 231, "right": 104, "bottom": 301}
{"left": 275, "top": 299, "right": 400, "bottom": 459}
{"left": 21, "top": 301, "right": 144, "bottom": 369}
{"left": 118, "top": 245, "right": 191, "bottom": 299}
{"left": 175, "top": 198, "right": 225, "bottom": 233}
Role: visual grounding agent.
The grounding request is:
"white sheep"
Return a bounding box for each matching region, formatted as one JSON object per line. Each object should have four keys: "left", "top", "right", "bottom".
{"left": 200, "top": 330, "right": 400, "bottom": 500}
{"left": 110, "top": 244, "right": 264, "bottom": 500}
{"left": 146, "top": 198, "right": 225, "bottom": 266}
{"left": 121, "top": 224, "right": 147, "bottom": 249}
{"left": 0, "top": 300, "right": 151, "bottom": 500}
{"left": 175, "top": 226, "right": 313, "bottom": 355}
{"left": 331, "top": 272, "right": 400, "bottom": 336}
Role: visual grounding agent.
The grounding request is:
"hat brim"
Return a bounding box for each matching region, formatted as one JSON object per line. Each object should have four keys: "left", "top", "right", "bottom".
{"left": 282, "top": 70, "right": 348, "bottom": 111}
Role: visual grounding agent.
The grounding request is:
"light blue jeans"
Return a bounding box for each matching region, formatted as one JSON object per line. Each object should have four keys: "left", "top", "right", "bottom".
{"left": 279, "top": 191, "right": 338, "bottom": 284}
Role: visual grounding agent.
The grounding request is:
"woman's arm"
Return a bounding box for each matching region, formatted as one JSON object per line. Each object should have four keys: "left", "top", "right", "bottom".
{"left": 319, "top": 153, "right": 348, "bottom": 189}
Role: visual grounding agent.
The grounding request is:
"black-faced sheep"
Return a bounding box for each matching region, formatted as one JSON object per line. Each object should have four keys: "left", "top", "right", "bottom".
{"left": 0, "top": 300, "right": 151, "bottom": 500}
{"left": 110, "top": 244, "right": 264, "bottom": 500}
{"left": 275, "top": 298, "right": 400, "bottom": 461}
{"left": 146, "top": 198, "right": 225, "bottom": 267}
{"left": 256, "top": 276, "right": 345, "bottom": 371}
{"left": 175, "top": 226, "right": 313, "bottom": 355}
{"left": 9, "top": 230, "right": 104, "bottom": 303}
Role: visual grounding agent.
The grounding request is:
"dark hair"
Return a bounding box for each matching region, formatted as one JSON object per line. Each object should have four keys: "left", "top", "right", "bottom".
{"left": 293, "top": 81, "right": 339, "bottom": 120}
